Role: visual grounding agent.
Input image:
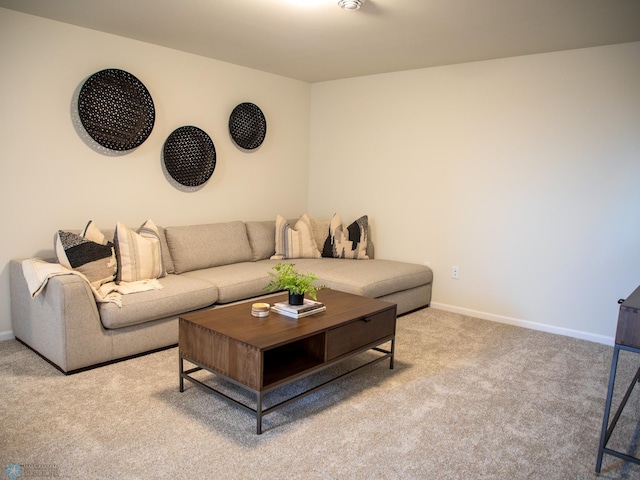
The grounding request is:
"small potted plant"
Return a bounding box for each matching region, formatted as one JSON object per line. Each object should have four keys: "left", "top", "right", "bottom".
{"left": 265, "top": 262, "right": 325, "bottom": 305}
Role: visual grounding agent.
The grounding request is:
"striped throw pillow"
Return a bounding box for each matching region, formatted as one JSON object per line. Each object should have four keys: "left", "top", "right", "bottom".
{"left": 114, "top": 219, "right": 166, "bottom": 283}
{"left": 271, "top": 214, "right": 321, "bottom": 260}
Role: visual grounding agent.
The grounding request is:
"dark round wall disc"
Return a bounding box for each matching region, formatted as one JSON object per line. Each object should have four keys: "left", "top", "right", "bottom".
{"left": 78, "top": 68, "right": 155, "bottom": 151}
{"left": 229, "top": 102, "right": 267, "bottom": 150}
{"left": 163, "top": 126, "right": 216, "bottom": 187}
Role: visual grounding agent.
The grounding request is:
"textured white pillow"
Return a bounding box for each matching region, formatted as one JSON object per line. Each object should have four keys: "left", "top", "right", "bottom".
{"left": 82, "top": 220, "right": 109, "bottom": 245}
{"left": 308, "top": 216, "right": 331, "bottom": 255}
{"left": 114, "top": 219, "right": 166, "bottom": 283}
{"left": 271, "top": 214, "right": 321, "bottom": 260}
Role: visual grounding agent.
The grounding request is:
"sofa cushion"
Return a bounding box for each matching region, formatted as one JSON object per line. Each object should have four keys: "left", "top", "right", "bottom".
{"left": 99, "top": 274, "right": 218, "bottom": 329}
{"left": 283, "top": 258, "right": 431, "bottom": 299}
{"left": 156, "top": 226, "right": 175, "bottom": 274}
{"left": 54, "top": 228, "right": 117, "bottom": 289}
{"left": 182, "top": 260, "right": 278, "bottom": 304}
{"left": 323, "top": 214, "right": 369, "bottom": 260}
{"left": 271, "top": 214, "right": 321, "bottom": 260}
{"left": 245, "top": 221, "right": 276, "bottom": 261}
{"left": 114, "top": 220, "right": 166, "bottom": 283}
{"left": 165, "top": 221, "right": 253, "bottom": 274}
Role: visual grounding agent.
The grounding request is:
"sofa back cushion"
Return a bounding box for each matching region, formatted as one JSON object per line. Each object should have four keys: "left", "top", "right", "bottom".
{"left": 245, "top": 220, "right": 276, "bottom": 261}
{"left": 165, "top": 221, "right": 253, "bottom": 274}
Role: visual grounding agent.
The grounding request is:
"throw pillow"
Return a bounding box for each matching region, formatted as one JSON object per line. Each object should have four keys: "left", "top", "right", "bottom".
{"left": 54, "top": 223, "right": 117, "bottom": 289}
{"left": 82, "top": 220, "right": 109, "bottom": 245}
{"left": 271, "top": 214, "right": 321, "bottom": 260}
{"left": 114, "top": 219, "right": 166, "bottom": 283}
{"left": 324, "top": 213, "right": 369, "bottom": 260}
{"left": 308, "top": 216, "right": 331, "bottom": 257}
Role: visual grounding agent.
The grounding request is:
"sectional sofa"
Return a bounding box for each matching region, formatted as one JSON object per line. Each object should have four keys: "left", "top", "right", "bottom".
{"left": 10, "top": 217, "right": 433, "bottom": 374}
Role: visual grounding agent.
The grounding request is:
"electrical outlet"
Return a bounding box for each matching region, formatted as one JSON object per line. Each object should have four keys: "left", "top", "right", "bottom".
{"left": 452, "top": 266, "right": 460, "bottom": 279}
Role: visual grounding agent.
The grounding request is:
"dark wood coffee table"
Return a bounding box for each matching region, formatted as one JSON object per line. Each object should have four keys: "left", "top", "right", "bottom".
{"left": 179, "top": 289, "right": 397, "bottom": 433}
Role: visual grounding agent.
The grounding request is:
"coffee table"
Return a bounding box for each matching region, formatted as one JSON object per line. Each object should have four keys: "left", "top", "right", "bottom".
{"left": 179, "top": 289, "right": 397, "bottom": 434}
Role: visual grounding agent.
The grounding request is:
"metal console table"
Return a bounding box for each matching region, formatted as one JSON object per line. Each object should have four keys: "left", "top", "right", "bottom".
{"left": 596, "top": 285, "right": 640, "bottom": 474}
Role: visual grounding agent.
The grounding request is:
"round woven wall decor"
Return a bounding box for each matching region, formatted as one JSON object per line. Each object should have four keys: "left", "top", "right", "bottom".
{"left": 78, "top": 68, "right": 155, "bottom": 151}
{"left": 163, "top": 126, "right": 216, "bottom": 187}
{"left": 229, "top": 102, "right": 267, "bottom": 150}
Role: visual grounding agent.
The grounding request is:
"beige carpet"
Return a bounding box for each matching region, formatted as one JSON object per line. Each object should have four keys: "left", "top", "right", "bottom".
{"left": 1, "top": 308, "right": 640, "bottom": 479}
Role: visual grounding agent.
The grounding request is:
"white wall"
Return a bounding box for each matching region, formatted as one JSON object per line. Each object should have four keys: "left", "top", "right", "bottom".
{"left": 2, "top": 8, "right": 638, "bottom": 345}
{"left": 0, "top": 9, "right": 311, "bottom": 335}
{"left": 309, "top": 42, "right": 640, "bottom": 343}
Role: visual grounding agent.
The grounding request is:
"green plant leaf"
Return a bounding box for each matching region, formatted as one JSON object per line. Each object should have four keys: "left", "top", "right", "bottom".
{"left": 265, "top": 262, "right": 326, "bottom": 300}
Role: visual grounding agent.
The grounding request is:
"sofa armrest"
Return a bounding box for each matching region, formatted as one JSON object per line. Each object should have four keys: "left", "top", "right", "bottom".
{"left": 10, "top": 259, "right": 112, "bottom": 372}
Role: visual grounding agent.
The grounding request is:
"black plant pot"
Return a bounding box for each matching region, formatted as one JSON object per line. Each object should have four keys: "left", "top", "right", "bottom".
{"left": 288, "top": 292, "right": 304, "bottom": 305}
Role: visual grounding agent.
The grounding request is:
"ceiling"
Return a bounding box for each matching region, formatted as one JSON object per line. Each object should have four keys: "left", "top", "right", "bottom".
{"left": 2, "top": 0, "right": 640, "bottom": 83}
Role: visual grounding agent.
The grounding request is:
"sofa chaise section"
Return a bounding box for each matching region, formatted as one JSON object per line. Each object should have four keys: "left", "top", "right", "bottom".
{"left": 262, "top": 258, "right": 432, "bottom": 315}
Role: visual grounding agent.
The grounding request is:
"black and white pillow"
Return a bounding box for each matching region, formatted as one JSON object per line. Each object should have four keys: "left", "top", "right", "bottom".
{"left": 322, "top": 213, "right": 369, "bottom": 260}
{"left": 54, "top": 221, "right": 117, "bottom": 288}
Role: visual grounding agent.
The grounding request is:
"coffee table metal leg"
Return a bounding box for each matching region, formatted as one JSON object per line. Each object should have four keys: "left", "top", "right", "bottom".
{"left": 256, "top": 391, "right": 263, "bottom": 434}
{"left": 390, "top": 337, "right": 395, "bottom": 369}
{"left": 179, "top": 356, "right": 184, "bottom": 392}
{"left": 180, "top": 335, "right": 395, "bottom": 435}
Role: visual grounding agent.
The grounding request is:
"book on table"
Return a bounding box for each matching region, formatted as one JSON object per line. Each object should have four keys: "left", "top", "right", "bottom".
{"left": 271, "top": 304, "right": 326, "bottom": 319}
{"left": 272, "top": 298, "right": 324, "bottom": 313}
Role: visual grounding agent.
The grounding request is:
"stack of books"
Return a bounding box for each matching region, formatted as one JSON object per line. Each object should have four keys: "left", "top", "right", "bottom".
{"left": 271, "top": 298, "right": 326, "bottom": 319}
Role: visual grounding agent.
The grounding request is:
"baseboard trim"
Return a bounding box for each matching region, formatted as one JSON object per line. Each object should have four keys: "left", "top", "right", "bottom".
{"left": 430, "top": 302, "right": 614, "bottom": 346}
{"left": 0, "top": 330, "right": 15, "bottom": 342}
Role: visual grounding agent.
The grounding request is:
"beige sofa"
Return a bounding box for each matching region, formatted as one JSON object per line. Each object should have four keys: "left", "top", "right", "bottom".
{"left": 10, "top": 219, "right": 433, "bottom": 373}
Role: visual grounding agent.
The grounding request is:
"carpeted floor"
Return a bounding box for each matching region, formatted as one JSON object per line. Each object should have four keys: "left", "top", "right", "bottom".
{"left": 1, "top": 308, "right": 640, "bottom": 479}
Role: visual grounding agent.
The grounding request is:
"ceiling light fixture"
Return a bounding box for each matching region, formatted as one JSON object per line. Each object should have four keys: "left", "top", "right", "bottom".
{"left": 338, "top": 0, "right": 365, "bottom": 10}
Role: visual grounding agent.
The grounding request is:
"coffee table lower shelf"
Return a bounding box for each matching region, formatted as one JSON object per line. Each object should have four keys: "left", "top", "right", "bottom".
{"left": 179, "top": 340, "right": 394, "bottom": 434}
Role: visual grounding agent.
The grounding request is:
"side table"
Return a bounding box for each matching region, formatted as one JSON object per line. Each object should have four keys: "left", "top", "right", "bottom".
{"left": 596, "top": 285, "right": 640, "bottom": 474}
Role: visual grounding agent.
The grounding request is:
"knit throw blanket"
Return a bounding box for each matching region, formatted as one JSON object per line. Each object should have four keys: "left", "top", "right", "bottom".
{"left": 22, "top": 258, "right": 162, "bottom": 307}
